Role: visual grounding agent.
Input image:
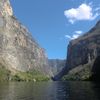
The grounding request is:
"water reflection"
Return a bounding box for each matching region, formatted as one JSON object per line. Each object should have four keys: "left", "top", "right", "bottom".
{"left": 67, "top": 81, "right": 100, "bottom": 100}
{"left": 0, "top": 81, "right": 100, "bottom": 100}
{"left": 92, "top": 82, "right": 100, "bottom": 100}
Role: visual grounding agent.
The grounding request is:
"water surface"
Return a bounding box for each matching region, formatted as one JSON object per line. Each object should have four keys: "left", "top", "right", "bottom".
{"left": 0, "top": 81, "right": 100, "bottom": 100}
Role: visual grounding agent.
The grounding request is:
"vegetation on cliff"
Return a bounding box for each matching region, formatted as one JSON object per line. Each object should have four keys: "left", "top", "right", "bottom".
{"left": 11, "top": 71, "right": 50, "bottom": 82}
{"left": 62, "top": 63, "right": 92, "bottom": 81}
{"left": 0, "top": 64, "right": 50, "bottom": 82}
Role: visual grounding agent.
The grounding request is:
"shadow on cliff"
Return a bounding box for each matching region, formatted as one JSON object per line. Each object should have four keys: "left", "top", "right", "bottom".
{"left": 51, "top": 63, "right": 69, "bottom": 81}
{"left": 52, "top": 56, "right": 100, "bottom": 81}
{"left": 91, "top": 56, "right": 100, "bottom": 82}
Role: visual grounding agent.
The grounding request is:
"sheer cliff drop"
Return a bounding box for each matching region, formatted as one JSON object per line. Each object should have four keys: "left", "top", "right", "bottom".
{"left": 63, "top": 20, "right": 100, "bottom": 80}
{"left": 54, "top": 20, "right": 100, "bottom": 80}
{"left": 0, "top": 0, "right": 52, "bottom": 76}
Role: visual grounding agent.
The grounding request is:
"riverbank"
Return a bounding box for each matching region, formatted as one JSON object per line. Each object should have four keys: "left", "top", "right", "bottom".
{"left": 0, "top": 65, "right": 50, "bottom": 82}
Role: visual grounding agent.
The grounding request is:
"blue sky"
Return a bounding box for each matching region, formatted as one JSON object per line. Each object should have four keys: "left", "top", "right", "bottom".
{"left": 10, "top": 0, "right": 100, "bottom": 59}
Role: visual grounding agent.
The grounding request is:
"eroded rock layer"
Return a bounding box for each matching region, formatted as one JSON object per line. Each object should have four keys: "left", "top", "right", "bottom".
{"left": 0, "top": 0, "right": 52, "bottom": 76}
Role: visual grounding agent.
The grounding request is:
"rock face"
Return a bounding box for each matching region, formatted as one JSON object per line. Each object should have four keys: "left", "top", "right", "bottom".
{"left": 48, "top": 59, "right": 66, "bottom": 75}
{"left": 64, "top": 20, "right": 100, "bottom": 80}
{"left": 54, "top": 20, "right": 100, "bottom": 81}
{"left": 67, "top": 20, "right": 100, "bottom": 70}
{"left": 0, "top": 0, "right": 52, "bottom": 76}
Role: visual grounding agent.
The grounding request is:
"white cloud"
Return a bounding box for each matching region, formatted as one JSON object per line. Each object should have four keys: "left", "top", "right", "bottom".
{"left": 72, "top": 34, "right": 80, "bottom": 39}
{"left": 64, "top": 3, "right": 99, "bottom": 24}
{"left": 65, "top": 34, "right": 80, "bottom": 40}
{"left": 65, "top": 30, "right": 83, "bottom": 40}
{"left": 65, "top": 35, "right": 72, "bottom": 39}
{"left": 75, "top": 30, "right": 83, "bottom": 34}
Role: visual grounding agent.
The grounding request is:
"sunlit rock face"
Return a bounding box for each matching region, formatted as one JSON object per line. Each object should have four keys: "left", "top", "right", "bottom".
{"left": 1, "top": 0, "right": 13, "bottom": 16}
{"left": 0, "top": 0, "right": 53, "bottom": 76}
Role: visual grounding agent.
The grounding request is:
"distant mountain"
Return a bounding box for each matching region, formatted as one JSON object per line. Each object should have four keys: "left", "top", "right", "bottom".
{"left": 48, "top": 59, "right": 66, "bottom": 75}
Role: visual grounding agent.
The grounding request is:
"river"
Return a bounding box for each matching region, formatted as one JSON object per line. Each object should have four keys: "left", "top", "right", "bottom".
{"left": 0, "top": 81, "right": 100, "bottom": 100}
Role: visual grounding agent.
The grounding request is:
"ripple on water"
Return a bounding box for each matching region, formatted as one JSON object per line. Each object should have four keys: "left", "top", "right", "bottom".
{"left": 0, "top": 81, "right": 100, "bottom": 100}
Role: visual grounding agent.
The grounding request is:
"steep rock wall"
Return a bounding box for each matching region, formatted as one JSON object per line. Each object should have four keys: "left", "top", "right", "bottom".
{"left": 0, "top": 0, "right": 52, "bottom": 76}
{"left": 54, "top": 20, "right": 100, "bottom": 80}
{"left": 67, "top": 20, "right": 100, "bottom": 70}
{"left": 63, "top": 20, "right": 100, "bottom": 80}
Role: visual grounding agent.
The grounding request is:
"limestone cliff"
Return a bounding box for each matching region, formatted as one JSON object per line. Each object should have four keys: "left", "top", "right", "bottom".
{"left": 63, "top": 20, "right": 100, "bottom": 80}
{"left": 53, "top": 20, "right": 100, "bottom": 81}
{"left": 67, "top": 20, "right": 100, "bottom": 70}
{"left": 0, "top": 0, "right": 52, "bottom": 76}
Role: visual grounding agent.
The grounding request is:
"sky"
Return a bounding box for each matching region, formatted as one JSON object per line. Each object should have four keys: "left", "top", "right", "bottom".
{"left": 10, "top": 0, "right": 100, "bottom": 59}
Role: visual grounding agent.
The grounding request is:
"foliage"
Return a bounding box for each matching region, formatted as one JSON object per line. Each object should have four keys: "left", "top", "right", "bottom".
{"left": 0, "top": 64, "right": 50, "bottom": 82}
{"left": 0, "top": 64, "right": 11, "bottom": 81}
{"left": 11, "top": 71, "right": 50, "bottom": 82}
{"left": 62, "top": 64, "right": 92, "bottom": 81}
